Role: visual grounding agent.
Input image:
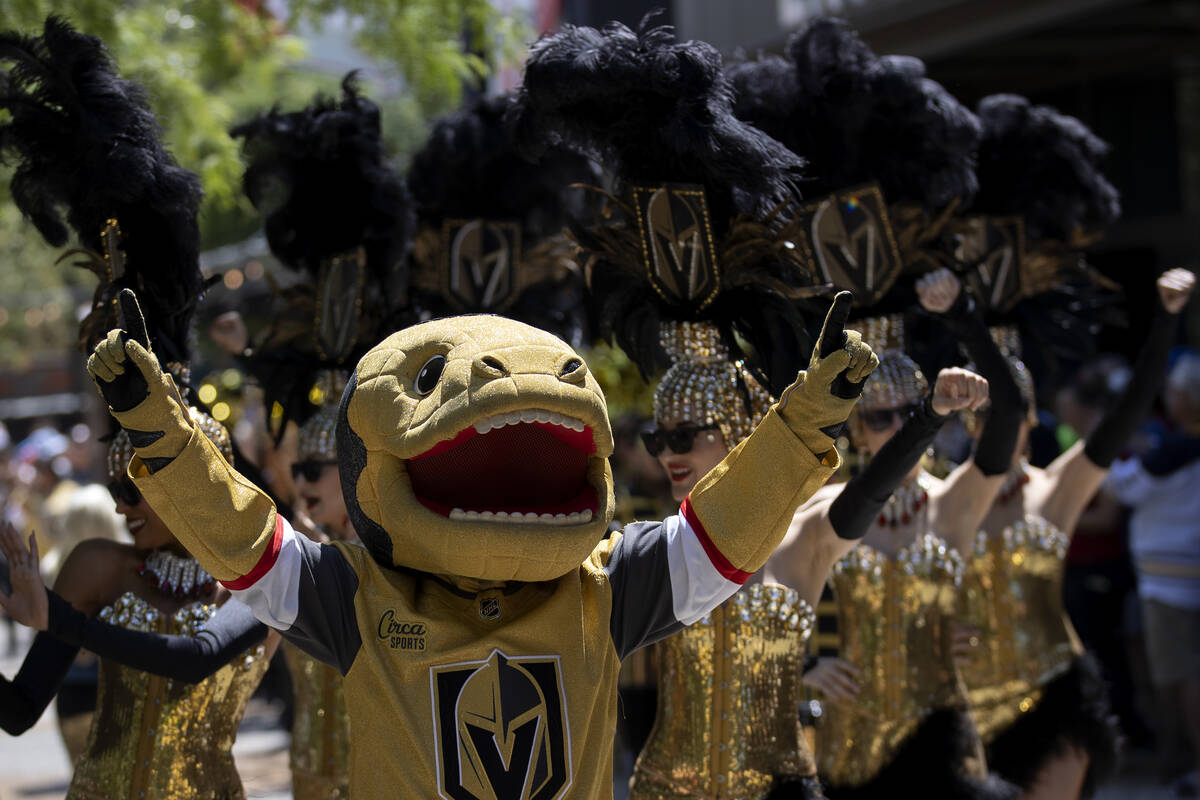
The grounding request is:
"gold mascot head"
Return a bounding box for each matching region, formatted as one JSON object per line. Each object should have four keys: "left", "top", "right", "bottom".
{"left": 337, "top": 315, "right": 616, "bottom": 582}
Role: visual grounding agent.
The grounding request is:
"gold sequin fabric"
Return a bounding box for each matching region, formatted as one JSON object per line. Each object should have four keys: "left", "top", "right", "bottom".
{"left": 630, "top": 584, "right": 817, "bottom": 799}
{"left": 655, "top": 320, "right": 772, "bottom": 445}
{"left": 819, "top": 534, "right": 971, "bottom": 788}
{"left": 960, "top": 517, "right": 1083, "bottom": 743}
{"left": 66, "top": 593, "right": 270, "bottom": 800}
{"left": 284, "top": 643, "right": 350, "bottom": 800}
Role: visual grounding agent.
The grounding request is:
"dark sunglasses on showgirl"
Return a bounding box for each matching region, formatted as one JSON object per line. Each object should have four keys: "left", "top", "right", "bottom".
{"left": 641, "top": 424, "right": 720, "bottom": 457}
{"left": 107, "top": 478, "right": 142, "bottom": 507}
{"left": 858, "top": 404, "right": 920, "bottom": 433}
{"left": 291, "top": 460, "right": 338, "bottom": 482}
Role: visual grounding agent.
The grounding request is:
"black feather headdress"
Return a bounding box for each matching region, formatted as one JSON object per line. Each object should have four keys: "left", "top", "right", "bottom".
{"left": 966, "top": 94, "right": 1123, "bottom": 392}
{"left": 406, "top": 93, "right": 596, "bottom": 345}
{"left": 0, "top": 15, "right": 204, "bottom": 366}
{"left": 510, "top": 19, "right": 820, "bottom": 444}
{"left": 972, "top": 94, "right": 1119, "bottom": 244}
{"left": 231, "top": 74, "right": 415, "bottom": 438}
{"left": 231, "top": 73, "right": 413, "bottom": 305}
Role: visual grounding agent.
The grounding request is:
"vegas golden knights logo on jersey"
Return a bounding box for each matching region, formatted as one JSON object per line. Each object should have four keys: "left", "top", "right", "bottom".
{"left": 431, "top": 650, "right": 571, "bottom": 800}
{"left": 442, "top": 218, "right": 523, "bottom": 312}
{"left": 797, "top": 184, "right": 902, "bottom": 307}
{"left": 631, "top": 184, "right": 720, "bottom": 312}
{"left": 958, "top": 216, "right": 1025, "bottom": 313}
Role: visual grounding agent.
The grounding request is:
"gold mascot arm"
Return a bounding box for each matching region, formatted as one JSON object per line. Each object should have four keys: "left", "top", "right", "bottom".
{"left": 86, "top": 295, "right": 278, "bottom": 582}
{"left": 685, "top": 292, "right": 876, "bottom": 576}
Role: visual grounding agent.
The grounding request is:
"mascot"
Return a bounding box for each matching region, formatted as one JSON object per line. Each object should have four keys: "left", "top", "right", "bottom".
{"left": 89, "top": 290, "right": 872, "bottom": 797}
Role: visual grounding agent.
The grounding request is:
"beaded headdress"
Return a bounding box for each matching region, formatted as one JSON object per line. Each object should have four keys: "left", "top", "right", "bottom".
{"left": 860, "top": 350, "right": 929, "bottom": 412}
{"left": 510, "top": 19, "right": 819, "bottom": 446}
{"left": 406, "top": 93, "right": 596, "bottom": 346}
{"left": 232, "top": 75, "right": 414, "bottom": 450}
{"left": 0, "top": 17, "right": 233, "bottom": 481}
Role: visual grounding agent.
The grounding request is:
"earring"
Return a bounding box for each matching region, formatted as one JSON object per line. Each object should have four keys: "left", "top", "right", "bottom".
{"left": 705, "top": 433, "right": 716, "bottom": 443}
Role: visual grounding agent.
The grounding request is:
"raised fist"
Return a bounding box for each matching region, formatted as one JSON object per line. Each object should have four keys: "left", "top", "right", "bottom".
{"left": 1157, "top": 268, "right": 1195, "bottom": 315}
{"left": 915, "top": 268, "right": 962, "bottom": 314}
{"left": 931, "top": 367, "right": 989, "bottom": 416}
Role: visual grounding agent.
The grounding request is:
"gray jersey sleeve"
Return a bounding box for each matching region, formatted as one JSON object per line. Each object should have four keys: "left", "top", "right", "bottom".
{"left": 604, "top": 507, "right": 745, "bottom": 660}
{"left": 227, "top": 516, "right": 362, "bottom": 675}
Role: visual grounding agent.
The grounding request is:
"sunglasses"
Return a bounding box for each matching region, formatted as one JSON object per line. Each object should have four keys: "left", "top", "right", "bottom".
{"left": 107, "top": 478, "right": 142, "bottom": 507}
{"left": 641, "top": 424, "right": 719, "bottom": 457}
{"left": 858, "top": 404, "right": 920, "bottom": 433}
{"left": 291, "top": 460, "right": 338, "bottom": 482}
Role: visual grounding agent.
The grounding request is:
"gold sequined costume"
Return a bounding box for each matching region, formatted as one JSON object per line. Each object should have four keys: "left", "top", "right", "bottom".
{"left": 631, "top": 583, "right": 818, "bottom": 799}
{"left": 959, "top": 518, "right": 1082, "bottom": 743}
{"left": 285, "top": 643, "right": 350, "bottom": 799}
{"left": 66, "top": 593, "right": 269, "bottom": 800}
{"left": 819, "top": 534, "right": 985, "bottom": 789}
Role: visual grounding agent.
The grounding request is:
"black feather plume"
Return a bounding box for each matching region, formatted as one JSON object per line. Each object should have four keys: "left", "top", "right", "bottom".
{"left": 972, "top": 94, "right": 1120, "bottom": 242}
{"left": 0, "top": 15, "right": 204, "bottom": 365}
{"left": 728, "top": 17, "right": 980, "bottom": 210}
{"left": 508, "top": 18, "right": 805, "bottom": 226}
{"left": 231, "top": 73, "right": 413, "bottom": 297}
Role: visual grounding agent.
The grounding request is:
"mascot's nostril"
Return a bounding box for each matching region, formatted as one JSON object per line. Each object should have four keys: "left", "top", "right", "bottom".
{"left": 474, "top": 355, "right": 508, "bottom": 377}
{"left": 559, "top": 358, "right": 585, "bottom": 381}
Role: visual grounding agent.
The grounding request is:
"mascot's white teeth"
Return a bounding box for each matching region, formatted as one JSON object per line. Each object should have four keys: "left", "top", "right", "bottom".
{"left": 472, "top": 410, "right": 586, "bottom": 434}
{"left": 448, "top": 508, "right": 594, "bottom": 525}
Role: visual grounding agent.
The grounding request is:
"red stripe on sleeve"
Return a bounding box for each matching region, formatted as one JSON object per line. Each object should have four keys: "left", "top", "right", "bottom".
{"left": 222, "top": 516, "right": 284, "bottom": 591}
{"left": 680, "top": 496, "right": 752, "bottom": 584}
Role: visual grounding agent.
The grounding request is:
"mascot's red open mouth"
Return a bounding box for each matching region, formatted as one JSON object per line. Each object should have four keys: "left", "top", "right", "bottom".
{"left": 407, "top": 409, "right": 599, "bottom": 524}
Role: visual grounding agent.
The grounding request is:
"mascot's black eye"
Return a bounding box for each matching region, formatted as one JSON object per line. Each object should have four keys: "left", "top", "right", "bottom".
{"left": 415, "top": 355, "right": 446, "bottom": 396}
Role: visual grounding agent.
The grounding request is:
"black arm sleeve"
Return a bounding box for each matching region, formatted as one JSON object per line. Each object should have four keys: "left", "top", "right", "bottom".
{"left": 828, "top": 398, "right": 946, "bottom": 539}
{"left": 1085, "top": 309, "right": 1179, "bottom": 468}
{"left": 940, "top": 292, "right": 1024, "bottom": 475}
{"left": 46, "top": 592, "right": 269, "bottom": 684}
{"left": 0, "top": 632, "right": 79, "bottom": 735}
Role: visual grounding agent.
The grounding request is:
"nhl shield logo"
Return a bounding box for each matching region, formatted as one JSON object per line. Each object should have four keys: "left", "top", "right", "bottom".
{"left": 631, "top": 184, "right": 720, "bottom": 311}
{"left": 798, "top": 184, "right": 902, "bottom": 307}
{"left": 431, "top": 650, "right": 571, "bottom": 800}
{"left": 958, "top": 216, "right": 1025, "bottom": 313}
{"left": 442, "top": 218, "right": 523, "bottom": 312}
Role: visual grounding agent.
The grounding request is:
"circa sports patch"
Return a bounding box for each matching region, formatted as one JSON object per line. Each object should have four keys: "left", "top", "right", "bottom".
{"left": 430, "top": 650, "right": 571, "bottom": 800}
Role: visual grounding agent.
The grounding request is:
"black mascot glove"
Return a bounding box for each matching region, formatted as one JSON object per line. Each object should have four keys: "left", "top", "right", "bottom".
{"left": 776, "top": 292, "right": 878, "bottom": 454}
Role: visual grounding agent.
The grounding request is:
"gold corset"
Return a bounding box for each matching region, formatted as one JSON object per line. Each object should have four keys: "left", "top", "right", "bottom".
{"left": 67, "top": 593, "right": 270, "bottom": 800}
{"left": 819, "top": 534, "right": 971, "bottom": 788}
{"left": 631, "top": 583, "right": 816, "bottom": 800}
{"left": 960, "top": 517, "right": 1083, "bottom": 742}
{"left": 285, "top": 643, "right": 350, "bottom": 800}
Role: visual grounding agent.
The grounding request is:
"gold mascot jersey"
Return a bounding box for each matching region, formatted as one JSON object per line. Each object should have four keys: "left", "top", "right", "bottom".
{"left": 133, "top": 410, "right": 836, "bottom": 799}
